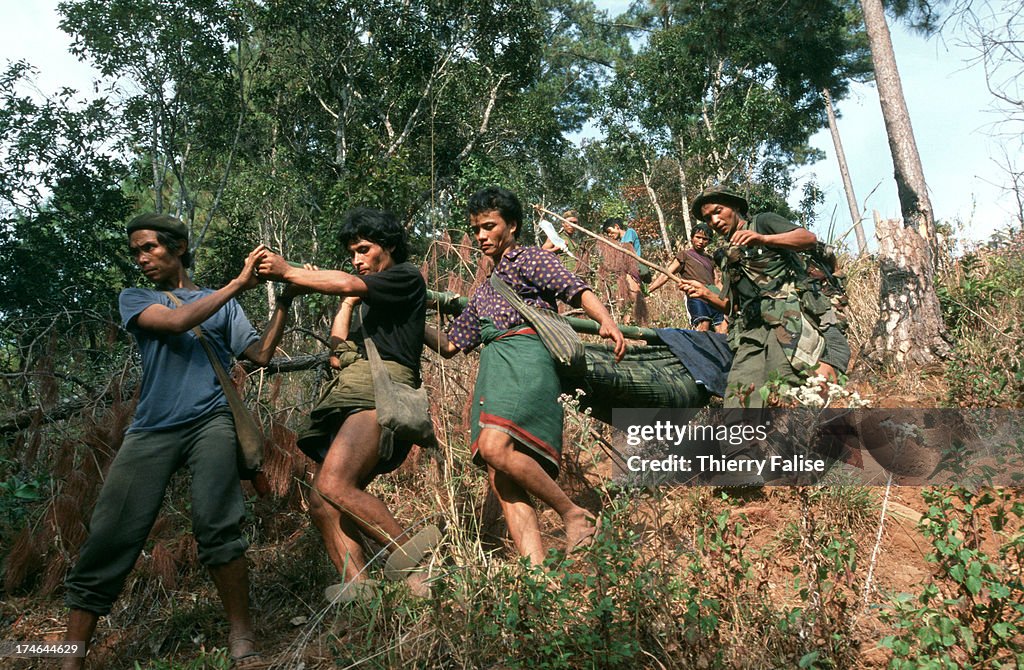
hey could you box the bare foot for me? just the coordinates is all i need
[563,508,597,553]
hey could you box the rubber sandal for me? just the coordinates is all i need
[383,524,442,581]
[231,651,269,669]
[324,578,380,604]
[228,635,269,669]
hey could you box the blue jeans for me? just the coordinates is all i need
[687,297,726,327]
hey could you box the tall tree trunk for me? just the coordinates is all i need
[865,214,951,366]
[823,87,867,255]
[860,0,936,243]
[675,133,693,241]
[860,0,949,367]
[641,156,672,255]
[149,84,164,215]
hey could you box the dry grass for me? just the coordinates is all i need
[6,234,1024,668]
[842,253,880,361]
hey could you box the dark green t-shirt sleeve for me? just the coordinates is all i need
[753,212,800,235]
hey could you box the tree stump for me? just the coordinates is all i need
[864,215,951,367]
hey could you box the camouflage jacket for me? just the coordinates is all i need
[719,213,847,371]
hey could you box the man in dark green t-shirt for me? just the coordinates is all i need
[681,187,849,409]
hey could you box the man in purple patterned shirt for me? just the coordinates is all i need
[427,186,624,564]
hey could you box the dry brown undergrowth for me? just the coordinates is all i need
[4,236,1023,668]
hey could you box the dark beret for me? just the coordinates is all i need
[126,213,189,239]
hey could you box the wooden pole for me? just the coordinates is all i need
[426,289,662,342]
[277,254,666,342]
[533,204,679,280]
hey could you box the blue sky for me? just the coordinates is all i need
[2,0,1018,248]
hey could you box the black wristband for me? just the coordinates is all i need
[275,295,294,309]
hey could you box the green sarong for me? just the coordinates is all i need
[471,321,564,478]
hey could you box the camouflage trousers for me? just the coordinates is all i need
[724,324,797,409]
[724,322,850,410]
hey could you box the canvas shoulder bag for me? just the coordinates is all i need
[356,312,436,460]
[488,272,586,377]
[163,292,265,481]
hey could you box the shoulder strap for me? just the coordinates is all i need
[488,271,530,313]
[163,291,243,400]
[487,273,585,374]
[354,306,394,383]
[162,291,266,479]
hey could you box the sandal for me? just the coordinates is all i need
[228,635,269,669]
[231,651,269,670]
[383,525,442,581]
[324,578,380,604]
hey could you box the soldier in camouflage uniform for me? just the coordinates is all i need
[681,187,850,409]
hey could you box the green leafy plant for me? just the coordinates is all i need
[880,487,1024,668]
[0,457,48,530]
[444,495,688,669]
[939,229,1024,407]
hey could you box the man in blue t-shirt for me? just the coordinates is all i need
[602,218,641,256]
[62,213,300,669]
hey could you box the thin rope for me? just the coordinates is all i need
[862,471,894,608]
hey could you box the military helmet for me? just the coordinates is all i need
[690,187,749,222]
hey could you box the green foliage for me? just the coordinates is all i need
[609,0,870,196]
[939,228,1024,406]
[48,0,617,274]
[442,497,683,668]
[0,62,135,320]
[133,648,229,670]
[410,488,869,669]
[61,0,246,226]
[0,457,49,537]
[0,61,137,414]
[879,487,1024,669]
[0,0,629,423]
[885,0,950,34]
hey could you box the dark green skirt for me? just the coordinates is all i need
[471,322,564,478]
